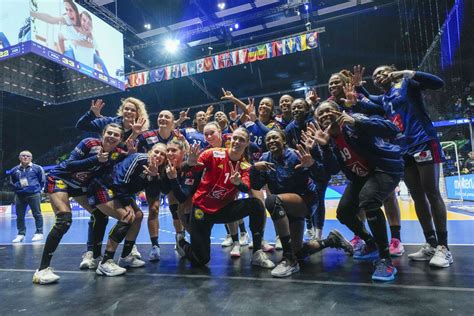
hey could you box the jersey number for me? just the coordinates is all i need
[223,172,230,184]
[340,148,352,161]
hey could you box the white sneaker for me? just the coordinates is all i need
[131,244,142,259]
[239,232,250,246]
[429,245,453,268]
[230,242,241,258]
[315,228,323,241]
[96,259,127,276]
[33,267,60,284]
[275,236,283,250]
[251,249,275,268]
[148,245,161,262]
[305,229,316,240]
[175,233,186,258]
[221,234,233,247]
[248,240,275,252]
[408,243,436,261]
[271,260,300,278]
[12,235,25,243]
[32,234,44,242]
[118,254,146,268]
[79,251,95,269]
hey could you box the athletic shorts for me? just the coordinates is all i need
[45,176,86,197]
[404,139,445,167]
[87,178,133,207]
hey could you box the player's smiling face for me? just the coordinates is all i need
[166,143,184,165]
[279,95,293,114]
[265,131,284,155]
[102,126,122,148]
[158,111,174,129]
[122,103,138,123]
[204,124,222,148]
[230,129,249,154]
[328,75,345,98]
[291,99,308,122]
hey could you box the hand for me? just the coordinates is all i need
[335,110,356,128]
[301,129,317,149]
[144,156,159,176]
[187,143,203,167]
[166,159,178,179]
[91,99,105,117]
[121,205,135,224]
[306,121,331,146]
[352,65,366,86]
[206,104,215,119]
[383,70,415,84]
[295,144,315,169]
[131,117,147,136]
[97,147,109,162]
[126,138,137,154]
[229,104,238,121]
[229,122,239,132]
[229,161,242,185]
[253,161,276,171]
[175,108,191,126]
[341,82,358,106]
[246,98,255,116]
[306,88,321,104]
[221,88,235,101]
[173,128,185,141]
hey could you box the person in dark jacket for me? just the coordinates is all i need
[9,151,45,243]
[309,100,403,282]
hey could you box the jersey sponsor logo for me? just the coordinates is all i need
[213,150,226,158]
[207,184,228,200]
[184,178,195,185]
[244,121,255,128]
[414,150,433,163]
[240,162,250,170]
[56,179,66,189]
[146,136,159,145]
[90,146,102,154]
[194,208,205,220]
[72,171,92,183]
[217,164,224,169]
[348,161,369,177]
[391,114,404,132]
[111,152,120,160]
[74,147,85,156]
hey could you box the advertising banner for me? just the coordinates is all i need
[445,174,474,201]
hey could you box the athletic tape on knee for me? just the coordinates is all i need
[265,195,287,220]
[109,221,131,243]
[51,212,72,238]
[169,204,179,220]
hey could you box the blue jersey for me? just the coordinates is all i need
[357,72,444,153]
[180,127,207,149]
[250,148,318,195]
[168,169,203,203]
[284,114,314,149]
[49,138,124,189]
[136,130,177,152]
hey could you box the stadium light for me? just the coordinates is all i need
[144,23,151,30]
[165,39,180,53]
[218,1,226,10]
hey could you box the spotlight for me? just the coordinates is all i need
[144,23,151,30]
[304,4,309,11]
[218,1,226,10]
[165,39,180,53]
[229,27,233,31]
[234,23,239,29]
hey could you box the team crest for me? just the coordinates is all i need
[194,208,204,220]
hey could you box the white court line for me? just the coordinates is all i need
[1,268,474,292]
[2,243,474,246]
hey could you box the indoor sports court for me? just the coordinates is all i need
[1,0,473,315]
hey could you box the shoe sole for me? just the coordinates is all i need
[330,230,354,255]
[271,266,300,278]
[429,259,454,268]
[148,257,161,262]
[230,253,241,258]
[96,268,126,276]
[407,255,433,262]
[32,275,59,284]
[390,250,406,257]
[372,268,398,282]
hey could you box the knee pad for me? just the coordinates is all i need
[169,204,179,220]
[265,195,286,221]
[51,212,72,238]
[109,221,131,243]
[92,209,108,226]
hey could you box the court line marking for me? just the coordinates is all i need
[2,243,474,246]
[1,268,474,292]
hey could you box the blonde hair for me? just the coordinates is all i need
[117,97,150,130]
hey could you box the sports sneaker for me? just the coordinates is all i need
[429,245,453,268]
[353,243,379,261]
[175,233,186,258]
[12,235,25,243]
[408,243,436,261]
[96,259,127,276]
[32,233,44,242]
[131,244,142,259]
[271,259,300,278]
[148,245,161,262]
[328,229,354,255]
[221,234,233,247]
[389,238,405,257]
[32,267,60,284]
[79,251,95,269]
[350,235,365,253]
[119,254,146,268]
[230,242,241,258]
[239,232,250,246]
[372,258,397,282]
[305,228,316,240]
[315,228,323,241]
[251,249,275,268]
[275,236,283,250]
[249,240,275,252]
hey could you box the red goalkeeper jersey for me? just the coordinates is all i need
[192,148,251,214]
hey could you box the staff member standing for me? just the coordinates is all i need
[9,151,45,243]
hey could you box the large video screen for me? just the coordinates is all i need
[0,0,125,90]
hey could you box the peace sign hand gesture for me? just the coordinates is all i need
[175,108,191,126]
[97,147,109,162]
[91,99,105,117]
[166,159,178,179]
[228,161,242,185]
[126,138,137,154]
[144,156,159,177]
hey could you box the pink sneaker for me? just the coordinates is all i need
[350,235,365,253]
[389,238,405,257]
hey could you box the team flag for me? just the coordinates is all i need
[196,58,205,73]
[247,46,258,62]
[256,45,267,61]
[204,56,214,72]
[180,63,189,77]
[307,31,318,48]
[188,60,197,75]
[238,48,248,64]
